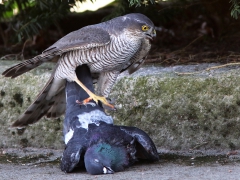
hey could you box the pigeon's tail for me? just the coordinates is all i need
[63,65,113,138]
[66,65,95,105]
[2,53,57,78]
[12,74,66,127]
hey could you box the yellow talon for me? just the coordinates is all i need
[88,93,115,109]
[74,77,115,109]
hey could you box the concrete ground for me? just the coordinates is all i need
[1,62,240,179]
[0,148,239,180]
[0,159,239,180]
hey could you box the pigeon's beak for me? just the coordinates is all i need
[103,166,114,174]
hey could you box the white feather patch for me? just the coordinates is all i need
[77,109,113,129]
[64,110,113,144]
[64,128,74,144]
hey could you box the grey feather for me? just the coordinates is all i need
[3,13,156,127]
[12,67,66,127]
[43,27,110,54]
[2,28,111,78]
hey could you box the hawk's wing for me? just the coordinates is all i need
[2,26,110,78]
[44,26,110,53]
[127,58,145,75]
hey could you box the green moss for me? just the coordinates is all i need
[1,61,240,152]
[228,142,236,150]
[0,61,64,149]
[1,90,5,96]
[20,138,28,148]
[9,101,16,107]
[13,93,23,106]
[17,128,26,135]
[110,68,240,151]
[27,97,31,102]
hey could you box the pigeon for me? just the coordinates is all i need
[60,65,159,175]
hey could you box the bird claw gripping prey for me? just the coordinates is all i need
[75,100,96,107]
[89,95,115,110]
[2,13,156,127]
[73,77,115,110]
[76,96,115,110]
[75,96,115,110]
[61,65,159,175]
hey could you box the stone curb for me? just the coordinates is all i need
[1,61,240,155]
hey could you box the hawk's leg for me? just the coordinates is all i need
[74,77,115,109]
[96,71,120,109]
[97,71,120,98]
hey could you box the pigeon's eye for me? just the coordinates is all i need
[94,159,99,163]
[142,25,149,31]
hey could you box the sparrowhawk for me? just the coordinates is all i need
[2,13,156,127]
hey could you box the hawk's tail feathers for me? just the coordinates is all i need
[2,53,56,78]
[11,76,66,127]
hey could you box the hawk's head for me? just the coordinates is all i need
[107,13,156,40]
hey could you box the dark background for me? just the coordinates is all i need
[1,0,240,66]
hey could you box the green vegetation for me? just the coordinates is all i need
[230,0,240,19]
[110,66,240,150]
[0,0,85,45]
[1,0,239,46]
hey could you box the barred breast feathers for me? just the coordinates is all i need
[121,38,151,74]
[87,34,143,72]
[54,32,143,81]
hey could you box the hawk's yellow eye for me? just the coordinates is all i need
[142,25,149,31]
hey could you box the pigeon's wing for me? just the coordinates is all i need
[120,126,159,161]
[61,128,87,173]
[2,26,110,78]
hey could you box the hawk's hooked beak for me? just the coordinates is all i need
[152,29,156,37]
[146,29,156,40]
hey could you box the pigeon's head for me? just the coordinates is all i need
[84,142,129,175]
